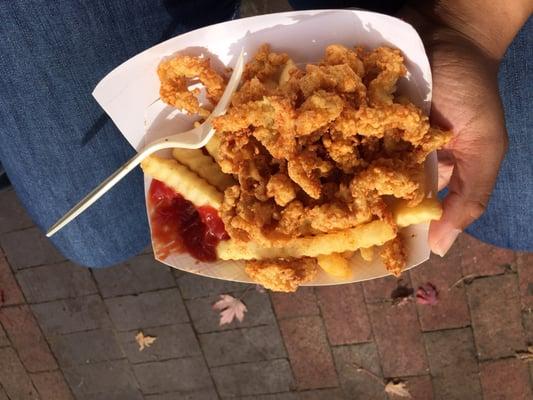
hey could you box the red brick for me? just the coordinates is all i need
[0,251,25,306]
[0,323,8,347]
[404,375,433,400]
[460,234,516,277]
[270,287,318,319]
[279,316,338,390]
[0,347,39,399]
[480,358,532,400]
[363,273,412,303]
[424,328,482,400]
[315,284,372,345]
[517,252,533,310]
[0,305,57,372]
[367,301,428,377]
[410,252,470,331]
[467,274,527,359]
[31,370,74,400]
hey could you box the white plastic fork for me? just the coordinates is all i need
[46,50,244,237]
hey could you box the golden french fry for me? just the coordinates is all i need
[317,253,352,278]
[171,148,234,191]
[393,197,442,228]
[359,246,374,262]
[217,219,396,260]
[279,59,297,85]
[141,155,223,209]
[204,133,222,161]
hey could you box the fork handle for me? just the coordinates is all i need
[46,146,157,237]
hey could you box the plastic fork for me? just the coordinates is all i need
[46,50,244,237]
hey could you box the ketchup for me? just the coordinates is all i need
[148,180,228,261]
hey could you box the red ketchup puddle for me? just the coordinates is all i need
[148,179,228,262]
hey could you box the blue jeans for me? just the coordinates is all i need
[0,1,530,268]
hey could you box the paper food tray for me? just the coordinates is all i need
[93,9,436,285]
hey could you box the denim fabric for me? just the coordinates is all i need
[0,2,530,268]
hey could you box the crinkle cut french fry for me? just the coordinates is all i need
[217,219,396,260]
[141,155,223,209]
[359,246,374,262]
[204,134,222,161]
[393,197,442,228]
[171,148,234,191]
[317,253,352,278]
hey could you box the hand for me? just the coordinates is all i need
[399,7,509,256]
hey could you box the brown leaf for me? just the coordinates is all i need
[515,346,533,362]
[385,381,411,398]
[212,294,247,326]
[135,331,157,351]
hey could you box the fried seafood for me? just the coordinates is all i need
[151,44,452,292]
[158,55,226,115]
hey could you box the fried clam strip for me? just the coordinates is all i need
[158,55,226,114]
[351,158,426,206]
[413,127,454,163]
[295,90,345,136]
[363,47,407,106]
[287,150,333,199]
[334,102,430,145]
[245,257,318,292]
[379,236,406,276]
[323,44,365,77]
[217,219,396,260]
[242,43,289,82]
[322,131,362,173]
[299,64,367,101]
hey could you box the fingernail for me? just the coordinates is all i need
[433,228,461,257]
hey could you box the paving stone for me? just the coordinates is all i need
[211,359,293,397]
[517,252,533,310]
[0,347,39,400]
[31,294,111,336]
[297,388,345,400]
[0,189,34,234]
[279,316,337,390]
[479,358,532,400]
[48,329,124,367]
[0,250,25,306]
[240,393,299,400]
[105,288,188,331]
[63,359,141,399]
[316,283,372,345]
[200,324,285,367]
[424,328,482,400]
[0,324,8,347]
[0,228,64,270]
[16,261,97,303]
[409,251,470,331]
[31,370,74,400]
[363,274,412,303]
[403,375,433,400]
[133,357,213,394]
[177,272,249,299]
[467,274,527,359]
[92,254,175,298]
[270,287,319,319]
[186,290,276,333]
[461,234,516,277]
[332,343,386,400]
[118,323,201,363]
[0,305,57,372]
[145,387,219,400]
[367,301,428,377]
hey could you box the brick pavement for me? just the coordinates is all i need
[1,185,532,400]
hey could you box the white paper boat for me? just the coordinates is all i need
[93,9,436,285]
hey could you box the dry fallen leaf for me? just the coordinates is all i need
[135,331,157,351]
[212,294,247,326]
[385,381,411,398]
[416,282,438,305]
[515,346,533,362]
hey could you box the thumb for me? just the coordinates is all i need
[428,137,507,256]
